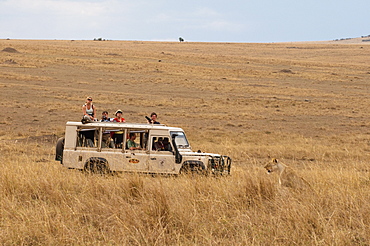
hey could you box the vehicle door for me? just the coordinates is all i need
[148,136,175,173]
[123,131,149,172]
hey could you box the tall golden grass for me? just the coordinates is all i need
[1,139,370,245]
[1,39,370,245]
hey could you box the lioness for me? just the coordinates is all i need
[264,158,313,191]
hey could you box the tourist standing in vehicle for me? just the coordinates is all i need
[147,112,160,124]
[100,111,113,122]
[82,97,96,122]
[113,109,126,123]
[100,111,114,148]
[112,109,125,148]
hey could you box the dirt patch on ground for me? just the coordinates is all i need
[1,47,19,53]
[279,69,294,73]
[1,134,59,145]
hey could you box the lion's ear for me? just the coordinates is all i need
[273,158,278,163]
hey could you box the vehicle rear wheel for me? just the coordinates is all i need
[84,158,110,174]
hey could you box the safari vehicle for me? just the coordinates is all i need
[55,121,231,175]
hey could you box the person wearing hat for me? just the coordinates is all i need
[113,109,126,123]
[112,109,125,148]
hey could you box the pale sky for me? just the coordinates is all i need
[0,0,369,42]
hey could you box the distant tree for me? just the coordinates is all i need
[179,37,184,42]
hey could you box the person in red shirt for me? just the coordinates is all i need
[112,109,126,147]
[113,109,125,122]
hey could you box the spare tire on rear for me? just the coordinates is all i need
[55,137,65,163]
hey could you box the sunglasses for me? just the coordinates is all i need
[87,98,92,101]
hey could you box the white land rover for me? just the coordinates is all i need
[55,121,231,175]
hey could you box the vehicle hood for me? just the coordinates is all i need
[179,150,221,157]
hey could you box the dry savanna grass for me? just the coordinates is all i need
[1,39,370,245]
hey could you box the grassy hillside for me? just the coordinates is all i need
[1,39,370,245]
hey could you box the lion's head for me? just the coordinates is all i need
[264,158,280,173]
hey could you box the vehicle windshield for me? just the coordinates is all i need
[171,131,190,149]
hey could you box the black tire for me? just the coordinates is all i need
[180,161,205,175]
[84,157,110,174]
[55,137,65,163]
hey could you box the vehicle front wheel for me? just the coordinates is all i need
[180,161,206,175]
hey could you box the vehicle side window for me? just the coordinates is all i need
[111,128,125,148]
[125,130,149,150]
[163,137,172,151]
[77,128,98,148]
[101,127,115,149]
[151,136,172,151]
